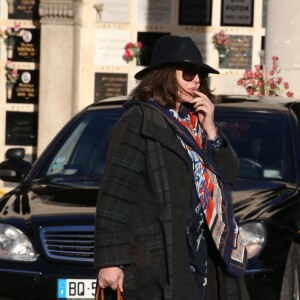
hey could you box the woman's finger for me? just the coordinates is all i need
[99,280,107,288]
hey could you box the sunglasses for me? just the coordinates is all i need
[180,65,203,81]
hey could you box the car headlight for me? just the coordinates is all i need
[0,224,38,261]
[239,222,266,259]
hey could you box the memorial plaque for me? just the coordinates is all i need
[137,32,170,66]
[221,0,254,26]
[6,111,38,146]
[12,28,40,62]
[220,35,253,69]
[94,29,130,66]
[7,69,39,104]
[179,0,212,26]
[8,0,39,20]
[137,0,171,25]
[94,73,128,101]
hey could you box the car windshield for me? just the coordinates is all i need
[37,105,295,184]
[216,108,295,182]
[39,108,124,181]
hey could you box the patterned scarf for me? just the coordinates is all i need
[170,110,216,226]
[144,100,247,278]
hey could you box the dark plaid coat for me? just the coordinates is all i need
[94,102,245,300]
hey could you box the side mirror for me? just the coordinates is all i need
[0,148,32,183]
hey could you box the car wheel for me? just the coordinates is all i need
[280,242,300,300]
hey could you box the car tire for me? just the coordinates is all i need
[280,242,300,300]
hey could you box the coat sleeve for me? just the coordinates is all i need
[94,107,145,268]
[211,130,240,186]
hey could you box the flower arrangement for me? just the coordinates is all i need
[237,56,294,98]
[0,23,25,47]
[6,60,19,85]
[212,30,230,53]
[123,42,143,65]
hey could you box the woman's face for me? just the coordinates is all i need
[176,65,201,108]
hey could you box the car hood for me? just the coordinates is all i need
[0,178,298,222]
[232,179,298,222]
[0,180,99,219]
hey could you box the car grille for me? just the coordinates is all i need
[40,225,94,263]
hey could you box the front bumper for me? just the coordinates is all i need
[0,259,97,300]
[245,267,282,300]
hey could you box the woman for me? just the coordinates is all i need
[94,35,248,300]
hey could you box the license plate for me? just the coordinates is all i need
[57,279,97,299]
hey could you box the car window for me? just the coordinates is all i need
[41,108,124,178]
[216,109,295,182]
[37,105,295,184]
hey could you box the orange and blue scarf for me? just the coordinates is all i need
[145,100,247,279]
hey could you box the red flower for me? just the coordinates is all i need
[123,41,143,64]
[125,42,133,50]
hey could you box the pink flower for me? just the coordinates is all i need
[256,71,263,78]
[246,70,253,77]
[237,79,244,86]
[6,60,13,69]
[14,23,21,31]
[212,30,230,51]
[257,81,264,88]
[237,55,293,97]
[247,88,254,96]
[12,69,18,77]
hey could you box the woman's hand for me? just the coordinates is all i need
[98,267,124,292]
[190,91,217,140]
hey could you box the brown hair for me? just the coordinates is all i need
[129,65,217,109]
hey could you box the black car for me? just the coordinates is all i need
[1,96,300,300]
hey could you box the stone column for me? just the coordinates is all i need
[37,0,75,155]
[264,0,300,98]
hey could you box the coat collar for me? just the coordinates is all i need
[124,100,191,165]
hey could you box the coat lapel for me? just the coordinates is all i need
[139,102,192,166]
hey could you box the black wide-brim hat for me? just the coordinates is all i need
[134,35,219,80]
